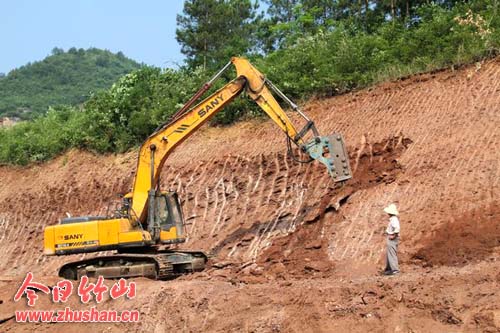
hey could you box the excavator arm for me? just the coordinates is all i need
[131,77,246,226]
[131,57,352,234]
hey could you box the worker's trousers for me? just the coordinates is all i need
[385,236,399,272]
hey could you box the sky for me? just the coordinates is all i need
[0,0,187,73]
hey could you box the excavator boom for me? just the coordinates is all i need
[131,77,246,226]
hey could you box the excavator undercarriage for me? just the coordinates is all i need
[59,250,207,280]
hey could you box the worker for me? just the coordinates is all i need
[383,203,400,275]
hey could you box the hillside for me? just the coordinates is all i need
[0,58,498,332]
[0,48,141,118]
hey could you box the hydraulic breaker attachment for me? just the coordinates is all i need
[302,134,352,183]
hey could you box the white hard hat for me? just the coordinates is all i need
[383,204,399,216]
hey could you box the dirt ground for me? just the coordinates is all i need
[0,58,499,332]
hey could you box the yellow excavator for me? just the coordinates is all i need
[43,57,352,280]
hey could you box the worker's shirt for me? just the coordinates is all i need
[386,216,400,235]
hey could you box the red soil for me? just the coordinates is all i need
[0,58,499,332]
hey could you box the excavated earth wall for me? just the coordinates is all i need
[0,58,499,332]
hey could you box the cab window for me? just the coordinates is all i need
[155,196,169,226]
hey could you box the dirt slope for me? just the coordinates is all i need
[0,58,499,332]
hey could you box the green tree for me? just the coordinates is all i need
[176,0,260,70]
[51,47,64,55]
[258,0,301,51]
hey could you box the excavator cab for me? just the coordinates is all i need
[155,192,187,244]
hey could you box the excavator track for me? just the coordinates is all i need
[58,250,207,280]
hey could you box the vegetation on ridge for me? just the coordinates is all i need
[0,0,498,165]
